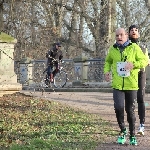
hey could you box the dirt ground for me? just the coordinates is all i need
[20,90,150,150]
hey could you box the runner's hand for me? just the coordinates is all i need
[124,62,134,70]
[105,72,111,82]
[148,59,150,66]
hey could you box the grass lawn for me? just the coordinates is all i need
[0,92,117,150]
[0,32,15,43]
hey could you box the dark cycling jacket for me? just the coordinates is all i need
[46,47,63,66]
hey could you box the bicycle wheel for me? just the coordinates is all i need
[53,70,67,88]
[41,72,51,88]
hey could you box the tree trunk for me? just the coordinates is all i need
[98,0,116,58]
[124,0,131,28]
[0,2,3,32]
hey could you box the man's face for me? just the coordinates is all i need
[129,28,139,39]
[56,45,61,50]
[116,28,128,45]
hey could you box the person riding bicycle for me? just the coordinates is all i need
[46,42,63,82]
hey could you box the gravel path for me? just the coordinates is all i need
[20,90,150,150]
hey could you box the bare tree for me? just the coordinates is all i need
[1,0,150,61]
[116,0,150,43]
[0,0,4,33]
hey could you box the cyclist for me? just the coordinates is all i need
[46,42,63,82]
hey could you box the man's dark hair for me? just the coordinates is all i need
[52,42,61,47]
[129,25,139,33]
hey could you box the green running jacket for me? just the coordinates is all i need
[104,43,148,90]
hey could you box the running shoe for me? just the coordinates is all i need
[137,124,144,135]
[117,128,127,144]
[130,136,137,145]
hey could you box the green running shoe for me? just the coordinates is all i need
[117,135,126,144]
[117,128,127,144]
[130,136,137,145]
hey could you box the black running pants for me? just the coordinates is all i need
[113,89,137,136]
[137,71,146,124]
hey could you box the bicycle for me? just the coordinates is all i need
[42,61,67,88]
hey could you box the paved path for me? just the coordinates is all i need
[20,90,150,150]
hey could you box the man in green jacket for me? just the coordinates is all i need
[104,28,148,145]
[129,25,150,136]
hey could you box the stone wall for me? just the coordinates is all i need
[0,41,22,97]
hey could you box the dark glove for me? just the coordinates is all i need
[46,53,49,58]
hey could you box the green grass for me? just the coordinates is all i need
[0,32,15,43]
[0,92,117,150]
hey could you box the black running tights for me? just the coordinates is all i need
[113,89,137,136]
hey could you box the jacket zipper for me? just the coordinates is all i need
[122,77,124,90]
[120,50,124,90]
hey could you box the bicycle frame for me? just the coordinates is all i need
[42,61,67,88]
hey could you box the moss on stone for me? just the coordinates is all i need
[0,32,16,43]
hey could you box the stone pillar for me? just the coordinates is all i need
[146,65,150,92]
[19,58,34,85]
[145,52,150,92]
[0,36,22,97]
[72,55,89,86]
